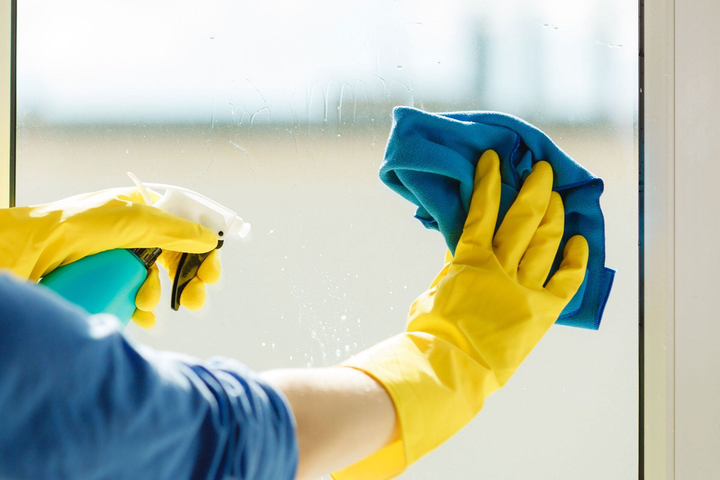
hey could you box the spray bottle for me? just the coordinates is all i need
[39,173,250,328]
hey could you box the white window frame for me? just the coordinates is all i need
[0,0,13,208]
[642,0,674,476]
[4,1,719,478]
[644,0,720,479]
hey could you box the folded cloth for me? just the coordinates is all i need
[380,107,615,329]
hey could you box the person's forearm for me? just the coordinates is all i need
[0,275,298,480]
[261,367,398,480]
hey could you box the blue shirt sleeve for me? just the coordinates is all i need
[0,274,298,480]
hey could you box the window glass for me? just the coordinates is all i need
[16,1,638,478]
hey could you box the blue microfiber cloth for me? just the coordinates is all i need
[381,107,615,330]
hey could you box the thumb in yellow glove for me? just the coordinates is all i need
[0,187,222,328]
[333,150,589,479]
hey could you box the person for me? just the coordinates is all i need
[0,150,588,480]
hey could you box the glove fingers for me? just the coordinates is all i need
[160,250,219,282]
[180,277,207,311]
[456,150,501,255]
[545,235,589,301]
[114,203,218,254]
[135,264,161,311]
[131,308,157,329]
[158,250,182,277]
[197,249,221,285]
[517,192,565,288]
[493,161,554,275]
[160,249,218,310]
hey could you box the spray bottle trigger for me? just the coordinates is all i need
[171,240,224,311]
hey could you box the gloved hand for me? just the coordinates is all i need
[333,150,589,479]
[0,187,221,328]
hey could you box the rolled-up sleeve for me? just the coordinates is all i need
[0,274,298,480]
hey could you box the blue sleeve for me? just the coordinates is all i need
[0,274,298,480]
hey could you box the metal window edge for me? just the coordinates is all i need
[641,0,675,478]
[0,0,14,209]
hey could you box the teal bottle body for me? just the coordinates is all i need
[39,249,155,327]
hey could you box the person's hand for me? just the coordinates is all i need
[131,248,222,328]
[408,150,589,384]
[333,150,589,479]
[0,187,221,328]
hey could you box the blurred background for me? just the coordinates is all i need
[15,0,638,478]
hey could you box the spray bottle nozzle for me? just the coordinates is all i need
[127,173,250,311]
[128,172,251,240]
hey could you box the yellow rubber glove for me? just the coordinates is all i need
[0,187,221,328]
[131,249,222,328]
[333,150,589,480]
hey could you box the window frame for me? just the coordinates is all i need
[0,0,15,208]
[641,0,674,477]
[6,1,709,478]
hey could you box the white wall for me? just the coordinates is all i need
[674,0,720,477]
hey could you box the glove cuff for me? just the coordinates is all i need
[330,332,501,480]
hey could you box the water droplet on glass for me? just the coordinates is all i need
[341,315,347,320]
[262,342,266,347]
[397,65,403,69]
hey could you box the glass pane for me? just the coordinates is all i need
[16,0,638,478]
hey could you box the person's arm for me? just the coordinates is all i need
[267,152,589,480]
[261,368,397,480]
[0,274,298,480]
[1,186,397,479]
[0,150,587,480]
[0,187,221,328]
